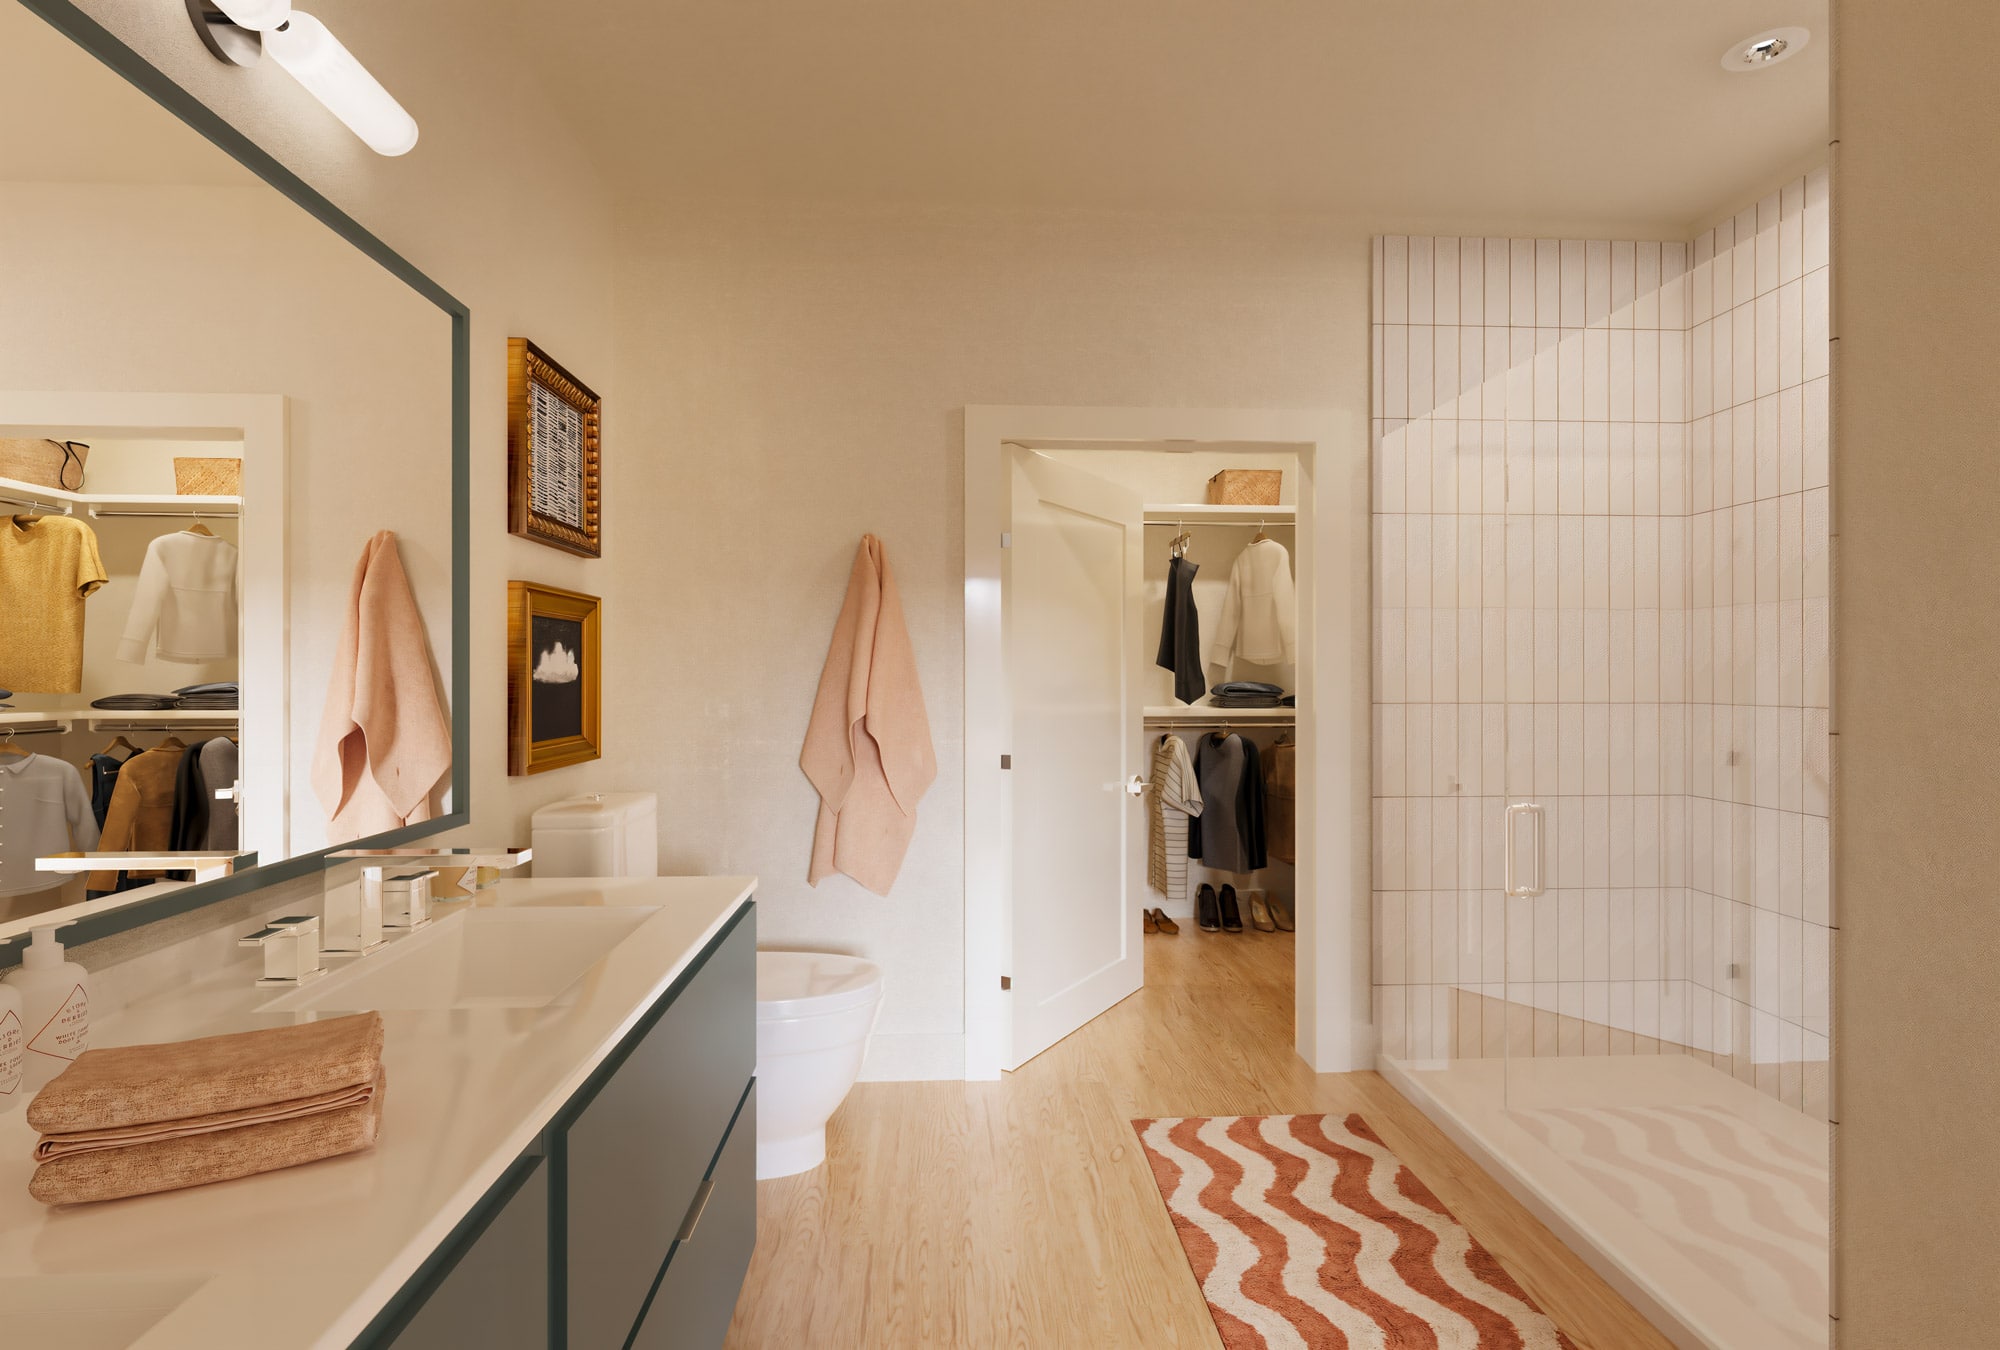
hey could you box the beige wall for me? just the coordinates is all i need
[609,203,1371,1074]
[58,0,621,845]
[1831,2,2000,1342]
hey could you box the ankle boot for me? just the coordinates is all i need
[1218,885,1244,933]
[1196,885,1221,932]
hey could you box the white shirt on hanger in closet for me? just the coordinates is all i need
[1209,536,1296,668]
[116,530,239,664]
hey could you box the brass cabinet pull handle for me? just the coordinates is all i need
[676,1176,716,1244]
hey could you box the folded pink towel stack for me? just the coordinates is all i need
[27,1012,386,1205]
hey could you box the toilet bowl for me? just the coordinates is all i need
[755,950,883,1179]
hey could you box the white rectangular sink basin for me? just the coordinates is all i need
[1,1273,210,1350]
[265,906,658,1012]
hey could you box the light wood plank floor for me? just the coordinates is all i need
[725,928,1674,1350]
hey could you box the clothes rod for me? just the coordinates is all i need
[1142,520,1294,528]
[0,496,72,515]
[88,506,239,519]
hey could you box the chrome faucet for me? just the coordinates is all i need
[318,846,531,956]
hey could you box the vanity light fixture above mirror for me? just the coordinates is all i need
[185,0,418,157]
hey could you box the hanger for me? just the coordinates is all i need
[154,734,187,752]
[100,734,140,758]
[185,505,215,538]
[0,726,29,759]
[1252,518,1270,543]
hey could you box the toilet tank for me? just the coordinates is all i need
[530,792,659,878]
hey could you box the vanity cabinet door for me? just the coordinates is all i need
[378,1151,548,1350]
[562,916,754,1350]
[628,1082,757,1350]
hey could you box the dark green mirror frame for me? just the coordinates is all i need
[5,0,472,959]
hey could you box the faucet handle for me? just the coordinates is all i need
[241,915,325,988]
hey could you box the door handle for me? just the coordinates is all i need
[1504,802,1545,898]
[1125,775,1148,797]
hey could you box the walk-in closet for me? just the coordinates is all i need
[994,437,1312,1067]
[0,434,245,924]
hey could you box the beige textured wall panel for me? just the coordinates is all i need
[609,203,1370,1070]
[1833,2,2000,1341]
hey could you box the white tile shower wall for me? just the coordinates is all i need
[1372,177,1831,1120]
[1683,171,1832,1117]
[1372,233,1694,1070]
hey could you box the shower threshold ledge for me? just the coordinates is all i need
[1379,1053,1828,1350]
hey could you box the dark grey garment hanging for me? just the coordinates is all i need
[1237,737,1267,872]
[1194,732,1251,872]
[199,737,240,852]
[1155,554,1205,705]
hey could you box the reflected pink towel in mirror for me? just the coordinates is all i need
[311,530,452,842]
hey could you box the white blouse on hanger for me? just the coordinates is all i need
[1209,536,1296,668]
[116,530,239,664]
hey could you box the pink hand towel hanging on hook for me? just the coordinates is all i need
[800,534,936,895]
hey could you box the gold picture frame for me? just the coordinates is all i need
[507,337,602,557]
[508,581,601,775]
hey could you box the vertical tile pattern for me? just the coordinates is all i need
[1371,189,1831,1122]
[1682,175,1832,1118]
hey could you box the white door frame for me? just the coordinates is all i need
[964,404,1373,1079]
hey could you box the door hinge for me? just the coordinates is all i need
[1000,532,1012,549]
[1000,975,1012,991]
[1000,754,1011,769]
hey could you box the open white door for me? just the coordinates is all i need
[1004,450,1147,1069]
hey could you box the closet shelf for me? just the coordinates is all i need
[1142,502,1296,526]
[0,707,240,731]
[0,474,239,517]
[1144,703,1295,726]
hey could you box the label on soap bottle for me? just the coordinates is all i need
[27,983,88,1062]
[0,1007,21,1096]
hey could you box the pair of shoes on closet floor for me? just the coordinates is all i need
[1197,884,1245,934]
[1239,889,1296,932]
[1143,908,1180,935]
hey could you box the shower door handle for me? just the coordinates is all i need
[1504,802,1545,898]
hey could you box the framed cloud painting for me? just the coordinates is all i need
[507,581,601,774]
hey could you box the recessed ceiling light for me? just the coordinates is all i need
[1722,26,1811,73]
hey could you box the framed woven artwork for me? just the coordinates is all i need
[508,581,602,774]
[507,338,602,557]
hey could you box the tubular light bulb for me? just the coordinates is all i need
[265,12,418,157]
[211,0,291,31]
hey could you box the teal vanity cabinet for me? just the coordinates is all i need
[362,903,756,1350]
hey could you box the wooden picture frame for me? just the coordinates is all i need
[507,338,602,557]
[508,581,602,775]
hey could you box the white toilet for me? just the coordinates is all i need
[754,951,883,1179]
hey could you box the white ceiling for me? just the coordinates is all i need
[502,0,1829,233]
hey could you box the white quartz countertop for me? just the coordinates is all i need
[0,875,757,1350]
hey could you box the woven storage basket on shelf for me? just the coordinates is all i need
[1205,468,1281,506]
[174,457,242,496]
[0,438,89,491]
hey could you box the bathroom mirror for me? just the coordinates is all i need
[0,0,468,945]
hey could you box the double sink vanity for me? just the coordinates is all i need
[0,876,760,1350]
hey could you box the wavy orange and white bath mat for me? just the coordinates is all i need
[1132,1113,1579,1349]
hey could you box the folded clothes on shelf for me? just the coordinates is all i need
[174,682,239,697]
[173,696,239,710]
[1210,681,1284,698]
[1207,680,1287,709]
[88,693,178,711]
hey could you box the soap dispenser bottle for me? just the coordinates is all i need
[0,975,22,1107]
[3,926,90,1092]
